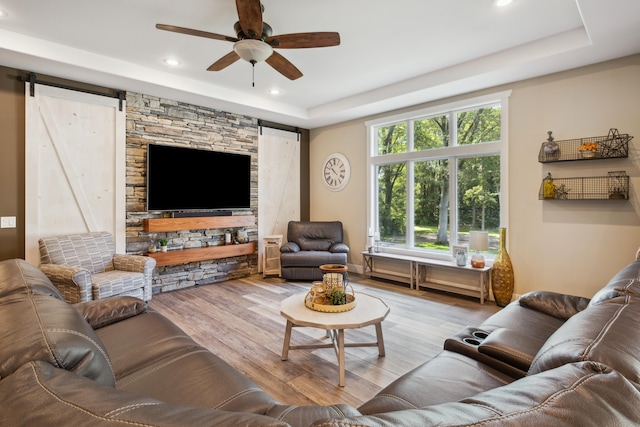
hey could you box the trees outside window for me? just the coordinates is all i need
[367,92,509,258]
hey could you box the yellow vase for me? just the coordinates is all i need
[491,228,514,307]
[543,173,555,199]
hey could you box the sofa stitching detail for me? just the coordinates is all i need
[351,370,606,427]
[115,349,269,410]
[328,405,348,418]
[109,335,195,362]
[532,303,627,370]
[28,294,64,370]
[17,261,116,384]
[530,337,587,369]
[311,423,363,427]
[47,327,116,383]
[215,387,271,410]
[482,345,531,366]
[273,405,298,420]
[582,303,626,360]
[116,349,211,388]
[28,362,155,426]
[105,403,162,417]
[443,353,511,385]
[370,394,419,409]
[459,371,601,426]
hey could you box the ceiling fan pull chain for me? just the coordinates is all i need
[251,59,256,87]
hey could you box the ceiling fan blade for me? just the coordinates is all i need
[235,0,263,39]
[265,52,303,80]
[207,51,241,71]
[265,32,341,49]
[156,24,238,42]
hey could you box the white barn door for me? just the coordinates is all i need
[258,127,300,272]
[25,84,125,264]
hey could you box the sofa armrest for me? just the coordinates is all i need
[478,328,545,372]
[280,242,300,253]
[329,242,350,253]
[518,291,590,320]
[113,254,155,273]
[74,296,147,329]
[38,263,92,303]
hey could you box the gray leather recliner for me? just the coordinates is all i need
[280,221,349,280]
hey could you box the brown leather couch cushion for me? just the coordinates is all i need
[518,290,590,320]
[0,361,290,426]
[358,350,515,415]
[96,309,280,414]
[589,259,640,306]
[75,296,147,329]
[0,259,115,386]
[313,362,640,427]
[529,302,640,383]
[477,328,545,372]
[0,257,63,300]
[479,299,566,343]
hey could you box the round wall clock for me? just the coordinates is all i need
[322,153,350,191]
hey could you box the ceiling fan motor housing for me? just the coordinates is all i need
[234,21,272,41]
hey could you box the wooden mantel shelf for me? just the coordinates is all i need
[144,215,255,232]
[149,242,256,267]
[143,215,257,266]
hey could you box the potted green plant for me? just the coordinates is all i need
[159,238,169,252]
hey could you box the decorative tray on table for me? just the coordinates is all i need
[304,280,356,313]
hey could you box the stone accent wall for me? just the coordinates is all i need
[125,92,259,294]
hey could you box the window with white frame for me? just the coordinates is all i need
[366,91,510,260]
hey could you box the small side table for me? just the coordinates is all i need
[262,235,283,278]
[280,292,389,386]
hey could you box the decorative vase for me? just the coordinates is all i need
[491,228,514,307]
[543,131,559,161]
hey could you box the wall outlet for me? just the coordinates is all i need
[0,216,16,228]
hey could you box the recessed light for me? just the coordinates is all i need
[163,58,180,66]
[0,9,8,17]
[494,0,514,6]
[268,88,280,95]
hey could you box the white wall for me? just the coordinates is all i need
[310,54,640,299]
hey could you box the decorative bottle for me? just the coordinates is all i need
[491,228,514,307]
[543,173,555,199]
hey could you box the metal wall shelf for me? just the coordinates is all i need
[539,172,629,200]
[538,129,632,163]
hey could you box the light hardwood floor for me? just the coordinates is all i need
[149,274,500,408]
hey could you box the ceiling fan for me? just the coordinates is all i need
[156,0,340,82]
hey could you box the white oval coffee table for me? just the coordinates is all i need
[280,292,390,387]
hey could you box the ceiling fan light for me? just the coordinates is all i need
[234,39,273,63]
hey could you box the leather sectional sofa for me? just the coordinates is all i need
[2,256,640,426]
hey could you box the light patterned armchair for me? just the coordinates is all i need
[38,231,155,303]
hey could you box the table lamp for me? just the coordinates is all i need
[469,231,489,268]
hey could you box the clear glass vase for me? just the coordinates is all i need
[491,228,514,307]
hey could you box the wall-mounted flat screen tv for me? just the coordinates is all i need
[147,143,251,212]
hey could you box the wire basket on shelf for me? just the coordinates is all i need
[538,172,629,200]
[538,129,632,163]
